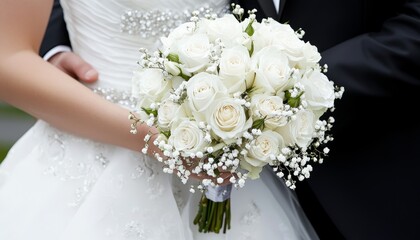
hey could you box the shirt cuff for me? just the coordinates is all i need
[43,45,72,61]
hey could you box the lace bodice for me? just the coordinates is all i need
[60,0,228,91]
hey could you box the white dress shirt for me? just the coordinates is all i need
[273,0,280,13]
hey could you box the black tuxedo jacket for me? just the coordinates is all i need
[41,1,420,239]
[233,0,420,239]
[40,0,70,57]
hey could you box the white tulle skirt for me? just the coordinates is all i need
[0,120,318,240]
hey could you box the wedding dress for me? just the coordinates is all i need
[0,0,319,239]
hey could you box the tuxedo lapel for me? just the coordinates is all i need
[256,0,278,18]
[278,0,287,18]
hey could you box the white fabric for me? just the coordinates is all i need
[42,45,72,61]
[273,0,280,13]
[0,0,318,239]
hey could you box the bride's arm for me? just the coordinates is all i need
[0,0,157,154]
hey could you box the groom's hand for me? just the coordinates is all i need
[49,51,98,83]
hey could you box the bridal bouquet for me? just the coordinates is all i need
[129,4,344,234]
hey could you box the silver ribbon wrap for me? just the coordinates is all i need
[204,183,233,202]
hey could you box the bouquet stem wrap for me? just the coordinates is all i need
[193,183,233,233]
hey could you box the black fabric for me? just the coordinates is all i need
[234,0,420,239]
[43,0,420,239]
[39,0,71,57]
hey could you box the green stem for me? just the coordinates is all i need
[224,199,231,233]
[214,201,224,233]
[198,195,208,232]
[205,200,216,232]
[193,195,204,225]
[193,192,232,234]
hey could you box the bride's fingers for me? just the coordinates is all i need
[218,172,234,186]
[177,157,237,186]
[188,171,234,186]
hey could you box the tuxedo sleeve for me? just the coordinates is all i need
[39,0,71,57]
[321,0,420,97]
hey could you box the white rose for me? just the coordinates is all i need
[170,76,185,92]
[132,68,170,106]
[253,19,309,67]
[300,71,335,113]
[251,46,293,94]
[198,14,243,46]
[164,60,181,76]
[239,32,253,51]
[276,110,316,149]
[252,18,296,52]
[300,42,321,69]
[207,98,252,142]
[157,100,186,130]
[219,45,252,94]
[186,72,228,121]
[160,22,195,53]
[241,130,285,179]
[168,119,208,157]
[250,94,288,129]
[239,18,257,50]
[176,33,211,73]
[277,32,306,64]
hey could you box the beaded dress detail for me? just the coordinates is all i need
[0,1,318,239]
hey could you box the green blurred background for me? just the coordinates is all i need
[0,102,36,164]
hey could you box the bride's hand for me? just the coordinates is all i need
[183,158,236,186]
[190,170,234,186]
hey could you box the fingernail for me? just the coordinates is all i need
[84,69,98,80]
